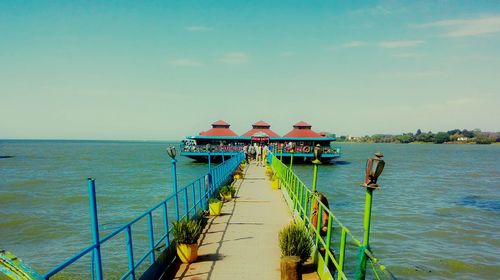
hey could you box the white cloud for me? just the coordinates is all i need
[169,59,202,67]
[220,52,249,64]
[379,40,424,48]
[185,26,213,32]
[414,15,500,37]
[341,41,366,48]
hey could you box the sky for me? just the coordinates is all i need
[1,0,499,140]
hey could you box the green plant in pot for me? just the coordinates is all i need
[279,221,312,280]
[208,197,222,216]
[172,219,202,263]
[271,174,280,190]
[219,185,236,200]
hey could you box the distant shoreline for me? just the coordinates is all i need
[336,141,498,145]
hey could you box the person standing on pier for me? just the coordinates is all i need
[249,144,256,163]
[262,144,269,166]
[243,143,249,163]
[255,143,261,165]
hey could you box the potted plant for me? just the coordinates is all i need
[172,219,202,263]
[233,168,244,179]
[219,185,236,200]
[208,197,222,216]
[240,159,247,168]
[271,175,280,190]
[278,221,312,280]
[265,165,273,175]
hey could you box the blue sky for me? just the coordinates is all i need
[1,1,499,140]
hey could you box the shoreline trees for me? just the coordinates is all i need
[338,129,499,144]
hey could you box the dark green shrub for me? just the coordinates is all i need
[220,185,236,197]
[279,221,312,262]
[172,219,202,244]
[208,197,221,204]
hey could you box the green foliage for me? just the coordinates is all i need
[241,159,247,164]
[434,132,449,144]
[172,219,202,244]
[336,128,499,144]
[208,197,221,204]
[220,185,236,196]
[475,134,495,144]
[278,221,312,262]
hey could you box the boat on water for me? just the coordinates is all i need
[180,120,341,163]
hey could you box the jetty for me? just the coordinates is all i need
[171,162,317,280]
[32,150,395,280]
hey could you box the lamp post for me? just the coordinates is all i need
[311,144,323,192]
[289,143,295,171]
[221,146,225,163]
[206,144,212,173]
[356,152,385,280]
[279,143,283,161]
[167,146,180,221]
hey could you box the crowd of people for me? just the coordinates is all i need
[242,143,269,166]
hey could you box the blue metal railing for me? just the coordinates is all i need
[43,153,244,279]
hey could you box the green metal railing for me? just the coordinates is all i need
[270,153,396,280]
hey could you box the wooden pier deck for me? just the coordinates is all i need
[171,162,318,280]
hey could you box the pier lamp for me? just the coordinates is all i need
[167,146,176,159]
[357,152,385,280]
[166,146,180,220]
[312,144,323,164]
[362,152,385,189]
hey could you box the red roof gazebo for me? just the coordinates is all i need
[283,121,323,138]
[199,120,238,136]
[242,120,280,138]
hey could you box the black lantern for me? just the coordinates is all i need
[362,152,385,189]
[312,144,323,164]
[166,146,176,159]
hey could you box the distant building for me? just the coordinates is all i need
[457,137,469,142]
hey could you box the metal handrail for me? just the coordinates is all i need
[270,153,395,280]
[43,153,244,279]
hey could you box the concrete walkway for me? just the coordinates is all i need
[172,162,300,279]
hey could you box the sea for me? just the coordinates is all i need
[1,140,499,279]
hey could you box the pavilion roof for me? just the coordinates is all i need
[284,121,322,138]
[242,120,280,137]
[199,120,238,136]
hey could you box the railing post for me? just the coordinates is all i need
[125,225,135,279]
[147,213,155,264]
[312,163,319,193]
[163,201,170,245]
[87,178,103,280]
[184,188,189,218]
[339,227,347,275]
[356,187,374,280]
[192,183,197,213]
[171,159,180,221]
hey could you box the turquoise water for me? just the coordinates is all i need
[1,141,499,279]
